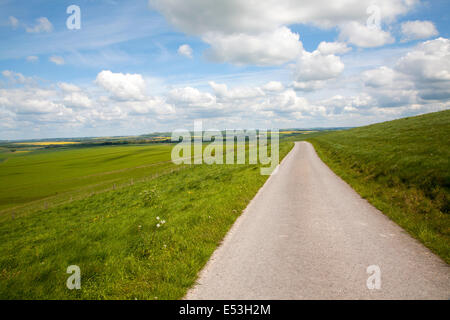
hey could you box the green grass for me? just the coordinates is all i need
[308,110,450,263]
[0,133,319,299]
[0,144,180,218]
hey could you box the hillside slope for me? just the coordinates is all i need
[308,110,450,262]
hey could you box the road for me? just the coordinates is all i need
[185,141,449,299]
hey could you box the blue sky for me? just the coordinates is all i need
[0,0,449,139]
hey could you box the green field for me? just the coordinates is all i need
[0,144,179,219]
[308,110,450,262]
[0,132,321,299]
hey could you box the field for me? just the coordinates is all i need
[12,142,81,146]
[0,144,178,219]
[0,132,322,299]
[308,110,450,262]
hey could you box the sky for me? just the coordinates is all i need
[0,0,449,140]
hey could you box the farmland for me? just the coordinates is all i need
[0,144,178,218]
[0,131,323,299]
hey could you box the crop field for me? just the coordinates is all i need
[0,132,322,299]
[0,144,178,218]
[308,110,450,262]
[12,142,81,146]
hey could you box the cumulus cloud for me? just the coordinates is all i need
[26,56,39,62]
[204,27,302,66]
[0,70,178,138]
[168,86,216,107]
[292,80,326,92]
[149,0,416,65]
[360,38,450,106]
[26,17,53,33]
[319,94,376,113]
[396,38,450,82]
[96,70,147,101]
[209,81,264,100]
[395,37,450,101]
[401,20,438,42]
[149,0,416,34]
[2,70,33,84]
[258,89,326,118]
[58,82,81,92]
[120,97,175,115]
[294,50,344,82]
[8,16,19,28]
[178,44,193,58]
[3,37,449,138]
[63,92,93,109]
[362,66,398,88]
[262,81,284,92]
[317,41,351,55]
[49,56,65,65]
[338,21,394,48]
[0,87,66,114]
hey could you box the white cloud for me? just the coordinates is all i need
[2,70,33,84]
[209,81,264,100]
[8,16,19,28]
[401,20,438,42]
[26,56,39,62]
[359,38,450,106]
[262,81,284,92]
[3,37,450,138]
[317,41,351,55]
[56,83,92,109]
[257,89,326,118]
[119,97,175,115]
[63,92,93,109]
[168,86,216,107]
[396,38,450,82]
[149,0,417,66]
[95,70,147,101]
[294,50,344,82]
[149,0,416,34]
[362,66,398,88]
[26,17,53,33]
[0,87,65,114]
[58,82,81,92]
[319,94,376,112]
[395,37,450,101]
[49,56,65,65]
[178,44,193,58]
[292,80,326,92]
[204,27,302,66]
[339,21,395,48]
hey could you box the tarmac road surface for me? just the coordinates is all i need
[186,141,449,299]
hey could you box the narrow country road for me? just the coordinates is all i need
[186,141,449,299]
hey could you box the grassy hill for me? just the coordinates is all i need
[308,110,450,262]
